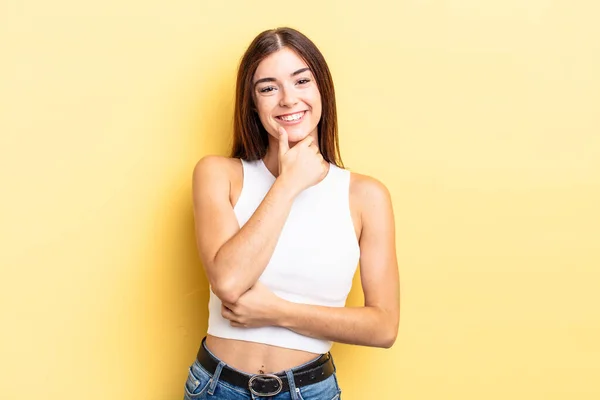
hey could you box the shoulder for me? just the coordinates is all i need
[349,171,396,243]
[349,171,393,212]
[193,155,241,175]
[193,156,241,180]
[192,156,242,193]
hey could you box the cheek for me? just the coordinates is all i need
[311,92,323,120]
[309,86,322,106]
[255,96,276,115]
[255,100,279,134]
[254,99,270,120]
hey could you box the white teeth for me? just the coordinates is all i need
[279,112,304,121]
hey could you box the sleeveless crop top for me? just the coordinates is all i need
[207,159,360,354]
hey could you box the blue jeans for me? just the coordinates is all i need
[183,346,342,400]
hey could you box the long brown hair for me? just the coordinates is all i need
[230,27,344,168]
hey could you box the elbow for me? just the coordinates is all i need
[379,329,398,349]
[379,331,398,349]
[211,278,244,305]
[206,256,245,304]
[377,318,399,349]
[379,335,397,349]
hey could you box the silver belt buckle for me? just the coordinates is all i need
[248,374,283,397]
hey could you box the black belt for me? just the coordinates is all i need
[196,338,335,397]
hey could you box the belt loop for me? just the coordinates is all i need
[207,361,225,395]
[285,369,301,400]
[329,352,337,373]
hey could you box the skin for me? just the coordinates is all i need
[192,47,399,374]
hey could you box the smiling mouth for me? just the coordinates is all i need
[275,111,306,122]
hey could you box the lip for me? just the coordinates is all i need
[275,110,307,125]
[276,110,307,118]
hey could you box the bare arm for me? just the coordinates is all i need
[278,305,396,348]
[193,128,327,304]
[192,155,296,304]
[223,174,400,348]
[279,176,399,347]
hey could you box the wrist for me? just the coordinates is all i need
[273,298,295,328]
[273,174,300,200]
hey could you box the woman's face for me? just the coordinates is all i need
[252,47,322,145]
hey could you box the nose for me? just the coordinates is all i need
[279,84,298,108]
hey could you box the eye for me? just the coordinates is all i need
[259,86,276,93]
[297,78,311,85]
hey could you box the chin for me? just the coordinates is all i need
[287,133,309,143]
[286,127,317,143]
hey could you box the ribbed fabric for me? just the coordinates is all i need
[207,159,360,354]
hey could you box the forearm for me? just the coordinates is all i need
[276,302,399,349]
[212,178,298,303]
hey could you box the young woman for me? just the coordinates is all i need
[185,27,399,400]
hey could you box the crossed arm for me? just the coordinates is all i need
[193,156,399,349]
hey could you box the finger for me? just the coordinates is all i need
[302,135,315,144]
[222,301,235,310]
[300,136,316,149]
[221,305,235,320]
[278,125,289,157]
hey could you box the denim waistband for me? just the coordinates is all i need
[196,337,338,399]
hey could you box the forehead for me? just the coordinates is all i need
[253,47,309,80]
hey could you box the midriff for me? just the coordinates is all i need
[205,334,321,374]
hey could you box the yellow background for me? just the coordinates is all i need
[1,1,599,399]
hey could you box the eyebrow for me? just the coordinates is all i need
[253,67,311,87]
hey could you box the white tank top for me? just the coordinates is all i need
[207,159,360,354]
